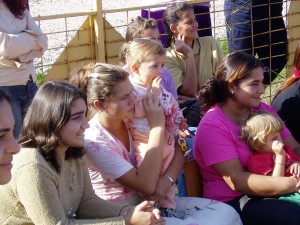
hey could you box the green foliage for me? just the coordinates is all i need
[262,67,291,103]
[35,70,48,86]
[219,39,229,56]
[217,38,290,104]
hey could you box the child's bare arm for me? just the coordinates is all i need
[272,140,285,177]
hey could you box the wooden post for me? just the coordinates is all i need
[93,0,106,62]
[287,0,300,69]
[184,159,203,197]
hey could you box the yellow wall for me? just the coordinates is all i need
[43,1,300,84]
[287,0,300,69]
[44,17,96,82]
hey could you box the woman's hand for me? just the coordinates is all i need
[150,175,174,204]
[174,34,193,56]
[124,201,165,225]
[143,89,165,129]
[173,34,198,97]
[288,163,300,178]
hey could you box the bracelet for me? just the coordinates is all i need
[164,174,175,186]
[275,162,284,165]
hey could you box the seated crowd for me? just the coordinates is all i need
[1,1,300,225]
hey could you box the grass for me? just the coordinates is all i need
[35,70,48,86]
[219,38,230,56]
[262,68,291,103]
[218,38,289,104]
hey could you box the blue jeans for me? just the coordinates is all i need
[177,127,197,197]
[224,0,287,84]
[0,76,38,139]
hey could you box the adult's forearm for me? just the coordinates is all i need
[0,32,36,58]
[181,53,198,97]
[134,127,165,195]
[163,142,184,182]
[233,172,298,196]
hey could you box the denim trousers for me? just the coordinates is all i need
[0,76,38,139]
[224,0,287,84]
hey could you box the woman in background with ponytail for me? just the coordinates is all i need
[272,43,300,143]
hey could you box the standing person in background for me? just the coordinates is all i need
[224,0,287,84]
[194,51,300,225]
[0,90,20,185]
[272,43,300,143]
[0,0,48,138]
[0,80,164,225]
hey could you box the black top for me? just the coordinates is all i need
[271,81,300,143]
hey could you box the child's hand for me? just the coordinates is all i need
[150,77,162,99]
[288,162,300,178]
[271,140,285,155]
[143,88,165,129]
[178,118,188,130]
[178,118,190,137]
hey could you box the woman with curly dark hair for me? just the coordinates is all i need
[0,0,48,139]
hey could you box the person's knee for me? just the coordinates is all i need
[285,203,300,224]
[216,201,241,221]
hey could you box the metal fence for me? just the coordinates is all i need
[33,0,300,101]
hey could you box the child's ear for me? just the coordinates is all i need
[93,100,105,111]
[131,64,139,74]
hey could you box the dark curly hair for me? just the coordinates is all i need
[3,0,28,19]
[163,2,194,47]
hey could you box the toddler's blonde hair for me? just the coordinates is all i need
[241,111,284,151]
[121,38,165,73]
